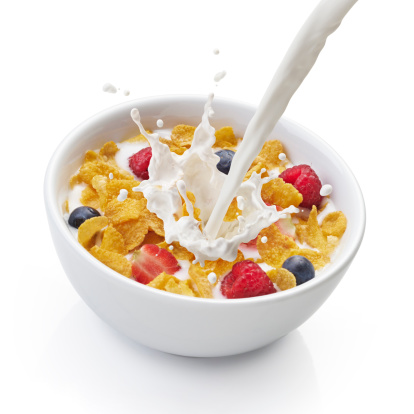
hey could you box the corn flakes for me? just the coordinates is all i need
[90,245,132,277]
[321,211,347,238]
[182,191,201,221]
[188,264,214,298]
[223,198,242,222]
[67,121,348,300]
[252,140,286,171]
[257,224,298,268]
[101,226,128,255]
[77,216,109,250]
[159,137,188,155]
[121,131,151,144]
[148,273,196,297]
[114,217,149,251]
[261,178,303,208]
[80,185,100,210]
[158,241,195,262]
[171,124,196,147]
[164,278,196,297]
[267,268,296,291]
[244,162,268,182]
[104,198,147,226]
[213,126,238,149]
[99,141,119,165]
[142,231,165,246]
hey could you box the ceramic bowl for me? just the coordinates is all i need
[44,95,365,357]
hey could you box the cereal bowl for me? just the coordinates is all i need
[44,95,365,357]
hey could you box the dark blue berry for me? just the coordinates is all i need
[282,255,315,285]
[215,149,235,175]
[68,206,101,229]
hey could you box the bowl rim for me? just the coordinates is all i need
[44,94,366,306]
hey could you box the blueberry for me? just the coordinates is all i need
[282,255,315,285]
[215,149,235,175]
[68,206,101,229]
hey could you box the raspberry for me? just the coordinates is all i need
[220,260,276,299]
[279,164,322,209]
[129,147,152,180]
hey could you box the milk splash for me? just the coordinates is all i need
[131,94,298,265]
[130,0,357,265]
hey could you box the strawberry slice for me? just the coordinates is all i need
[274,205,296,238]
[131,244,181,285]
[242,205,295,247]
[241,237,258,248]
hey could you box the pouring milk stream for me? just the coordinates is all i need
[132,0,358,266]
[205,0,358,239]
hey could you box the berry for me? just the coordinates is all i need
[215,149,235,175]
[271,205,296,238]
[282,255,315,285]
[131,244,181,285]
[242,237,258,247]
[68,206,101,229]
[276,217,296,238]
[220,260,276,299]
[129,147,152,180]
[279,164,322,209]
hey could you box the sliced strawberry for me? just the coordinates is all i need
[131,244,180,285]
[241,236,258,248]
[242,205,295,246]
[276,217,296,238]
[273,206,295,238]
[264,204,296,239]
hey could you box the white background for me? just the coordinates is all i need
[2,1,413,413]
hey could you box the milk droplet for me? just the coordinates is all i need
[123,89,130,96]
[278,153,286,161]
[109,173,114,179]
[214,70,226,83]
[102,83,117,93]
[261,236,268,243]
[156,119,164,128]
[208,272,217,284]
[213,48,220,55]
[131,108,140,123]
[117,189,128,202]
[320,184,332,197]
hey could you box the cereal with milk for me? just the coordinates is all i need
[67,0,357,299]
[66,105,347,299]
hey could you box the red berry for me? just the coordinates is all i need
[279,164,322,209]
[241,236,258,247]
[131,244,180,285]
[220,260,276,299]
[220,271,237,298]
[129,147,152,180]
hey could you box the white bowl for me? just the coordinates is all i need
[44,95,365,357]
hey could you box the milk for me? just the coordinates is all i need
[131,96,298,266]
[205,0,358,238]
[131,0,358,265]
